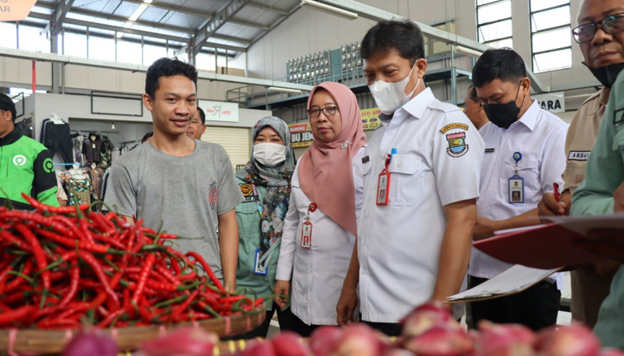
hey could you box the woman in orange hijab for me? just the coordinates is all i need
[274,82,367,336]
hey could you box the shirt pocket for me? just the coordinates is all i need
[387,153,424,206]
[503,153,541,198]
[235,202,261,278]
[612,128,624,153]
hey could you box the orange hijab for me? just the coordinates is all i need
[298,82,367,237]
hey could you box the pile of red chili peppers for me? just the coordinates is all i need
[0,193,264,330]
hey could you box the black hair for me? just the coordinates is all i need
[141,132,154,143]
[467,85,479,103]
[0,93,17,124]
[145,58,198,99]
[197,107,205,125]
[361,19,425,66]
[472,48,527,88]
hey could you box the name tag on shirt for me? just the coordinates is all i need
[253,248,268,275]
[568,151,591,161]
[485,148,495,153]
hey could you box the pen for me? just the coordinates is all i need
[553,183,560,202]
[390,148,397,162]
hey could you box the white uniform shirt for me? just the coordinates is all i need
[358,88,484,323]
[275,147,365,325]
[468,100,568,288]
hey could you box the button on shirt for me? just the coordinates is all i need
[469,100,568,288]
[358,88,484,323]
[275,147,365,325]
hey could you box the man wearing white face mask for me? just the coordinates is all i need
[336,19,485,336]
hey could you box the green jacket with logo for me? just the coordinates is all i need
[0,128,59,210]
[235,177,289,311]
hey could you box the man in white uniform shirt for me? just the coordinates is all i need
[336,19,484,336]
[469,48,568,331]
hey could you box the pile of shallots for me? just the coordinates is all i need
[127,301,624,356]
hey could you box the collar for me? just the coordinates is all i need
[599,87,611,108]
[0,127,22,147]
[515,99,540,132]
[379,88,435,127]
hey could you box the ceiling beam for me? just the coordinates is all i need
[50,0,76,36]
[192,0,255,56]
[0,47,313,91]
[247,2,289,15]
[249,3,301,48]
[318,0,548,93]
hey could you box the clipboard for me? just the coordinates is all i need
[473,222,607,270]
[446,265,562,303]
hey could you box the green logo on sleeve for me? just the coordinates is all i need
[43,158,54,173]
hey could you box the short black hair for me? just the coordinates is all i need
[141,132,153,143]
[0,93,16,123]
[145,58,198,99]
[467,85,479,103]
[361,19,425,66]
[197,107,205,125]
[472,48,527,88]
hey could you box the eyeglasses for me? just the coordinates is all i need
[307,106,338,118]
[572,12,624,43]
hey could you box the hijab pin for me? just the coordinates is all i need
[340,140,352,151]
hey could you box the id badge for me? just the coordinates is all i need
[301,221,312,249]
[376,169,390,205]
[253,248,268,275]
[508,175,525,204]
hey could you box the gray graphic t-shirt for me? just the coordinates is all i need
[105,140,244,280]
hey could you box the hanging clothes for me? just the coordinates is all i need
[82,133,103,165]
[98,135,115,169]
[41,117,73,164]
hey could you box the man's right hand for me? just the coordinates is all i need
[538,191,571,224]
[336,284,358,326]
[273,280,290,309]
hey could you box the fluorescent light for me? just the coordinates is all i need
[268,87,303,94]
[300,0,358,20]
[454,45,483,58]
[128,4,148,21]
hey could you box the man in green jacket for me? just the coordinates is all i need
[571,69,624,349]
[0,93,58,210]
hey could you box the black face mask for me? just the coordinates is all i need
[483,82,525,130]
[585,62,624,88]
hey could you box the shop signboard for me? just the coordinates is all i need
[198,100,239,123]
[0,0,37,21]
[533,92,565,113]
[289,122,314,148]
[361,107,381,130]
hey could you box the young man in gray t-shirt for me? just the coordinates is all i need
[105,58,243,290]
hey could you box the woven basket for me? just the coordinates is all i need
[0,312,266,355]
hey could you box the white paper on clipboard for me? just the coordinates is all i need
[446,265,561,303]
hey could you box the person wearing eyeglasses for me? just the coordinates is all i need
[273,82,367,336]
[538,0,624,329]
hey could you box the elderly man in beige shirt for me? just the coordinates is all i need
[538,0,624,328]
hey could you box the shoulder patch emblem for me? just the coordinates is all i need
[440,123,469,134]
[447,132,469,157]
[614,108,624,126]
[239,183,253,197]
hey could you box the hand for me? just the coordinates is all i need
[576,229,624,264]
[336,284,358,326]
[472,216,499,241]
[613,181,624,213]
[538,191,571,224]
[225,279,236,293]
[273,280,290,309]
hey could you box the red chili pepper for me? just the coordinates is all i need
[58,264,79,308]
[0,229,32,252]
[185,252,224,292]
[131,253,156,305]
[14,225,50,289]
[21,192,89,214]
[34,227,110,254]
[80,251,120,309]
[0,305,35,326]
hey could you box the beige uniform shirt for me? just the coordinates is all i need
[563,88,610,194]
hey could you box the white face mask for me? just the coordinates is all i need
[368,62,420,115]
[253,143,288,168]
